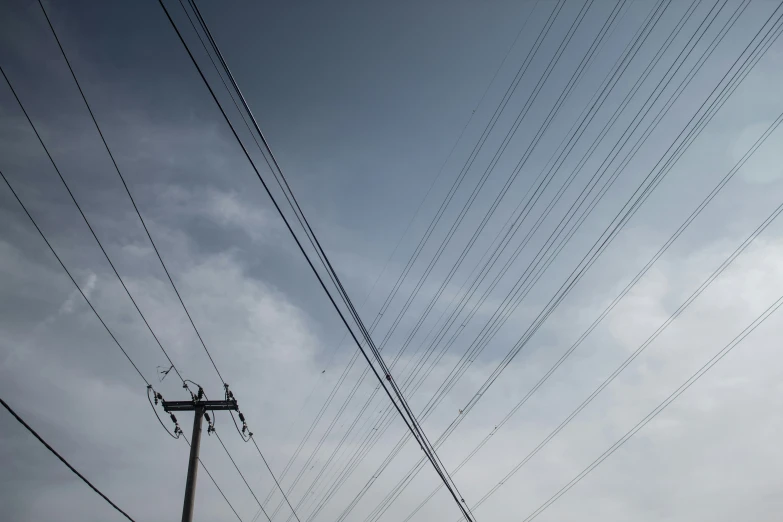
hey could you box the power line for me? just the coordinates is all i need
[0,168,245,521]
[0,396,136,521]
[180,1,482,515]
[2,54,257,522]
[352,2,780,518]
[306,0,690,517]
[157,2,477,520]
[35,0,227,389]
[0,167,149,385]
[33,10,306,521]
[213,430,272,522]
[172,5,401,519]
[463,104,783,521]
[0,64,185,386]
[182,433,245,522]
[172,4,419,521]
[251,0,542,509]
[254,0,603,514]
[306,1,650,518]
[250,436,303,522]
[283,2,636,517]
[402,95,782,522]
[520,291,783,521]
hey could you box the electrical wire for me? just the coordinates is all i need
[157,2,478,519]
[301,0,658,517]
[147,386,182,439]
[466,129,783,522]
[346,4,780,516]
[174,2,447,514]
[181,432,244,522]
[32,12,304,522]
[251,0,600,512]
[2,151,244,522]
[0,167,149,386]
[518,291,783,521]
[3,40,255,522]
[252,0,542,508]
[454,23,783,512]
[300,1,692,517]
[277,2,638,517]
[179,3,497,517]
[213,429,272,522]
[297,1,675,516]
[401,93,782,522]
[0,397,136,521]
[250,436,303,522]
[0,64,186,385]
[36,0,227,389]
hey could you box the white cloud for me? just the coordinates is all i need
[58,272,97,314]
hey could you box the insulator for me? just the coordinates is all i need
[204,412,211,423]
[238,412,245,423]
[197,388,204,400]
[170,414,178,424]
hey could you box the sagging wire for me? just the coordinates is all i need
[183,379,205,401]
[225,384,252,442]
[147,385,182,439]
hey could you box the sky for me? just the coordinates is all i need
[1,0,783,521]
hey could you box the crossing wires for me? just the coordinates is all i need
[158,0,477,519]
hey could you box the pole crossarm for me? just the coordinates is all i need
[162,400,239,412]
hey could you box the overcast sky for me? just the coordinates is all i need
[1,0,783,521]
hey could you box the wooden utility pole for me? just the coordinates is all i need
[163,398,238,522]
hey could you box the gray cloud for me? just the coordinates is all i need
[2,1,783,522]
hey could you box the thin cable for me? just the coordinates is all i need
[0,168,149,385]
[250,436,303,522]
[349,4,778,517]
[300,0,678,515]
[36,0,226,387]
[182,1,537,507]
[0,397,136,521]
[181,433,244,522]
[306,0,688,512]
[147,386,182,439]
[213,430,271,522]
[157,2,475,519]
[3,54,246,522]
[465,193,783,518]
[520,292,783,521]
[0,65,186,385]
[182,3,487,516]
[402,95,782,522]
[283,2,619,518]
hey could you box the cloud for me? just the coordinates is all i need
[58,271,97,314]
[2,2,783,522]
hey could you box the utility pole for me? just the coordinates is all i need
[163,397,238,522]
